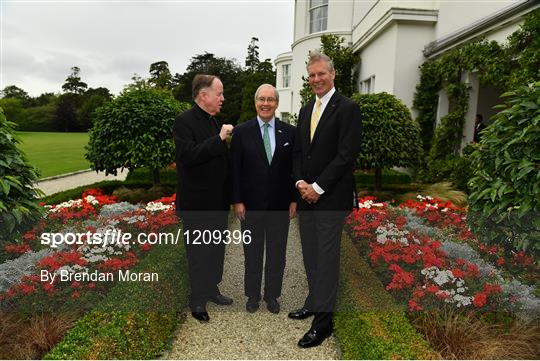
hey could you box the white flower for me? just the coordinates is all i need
[145,201,173,212]
[85,195,99,205]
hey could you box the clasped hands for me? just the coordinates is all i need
[296,180,320,204]
[234,202,297,221]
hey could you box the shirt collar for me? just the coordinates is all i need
[194,103,213,119]
[316,87,336,105]
[257,116,275,128]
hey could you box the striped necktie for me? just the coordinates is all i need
[262,123,272,164]
[310,99,322,141]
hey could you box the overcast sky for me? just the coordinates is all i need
[1,0,294,96]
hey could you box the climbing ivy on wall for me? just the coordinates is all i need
[413,9,540,184]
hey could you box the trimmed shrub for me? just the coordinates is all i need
[86,88,188,185]
[0,107,43,241]
[468,82,540,255]
[352,92,423,191]
[355,169,412,186]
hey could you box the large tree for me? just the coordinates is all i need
[173,52,244,123]
[62,66,88,94]
[77,89,111,131]
[1,85,31,106]
[149,61,174,90]
[245,37,260,72]
[238,37,276,123]
[86,88,188,185]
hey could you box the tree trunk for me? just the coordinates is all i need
[374,168,382,192]
[151,168,161,185]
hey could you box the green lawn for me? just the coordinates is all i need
[16,132,90,179]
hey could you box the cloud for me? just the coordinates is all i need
[1,1,294,96]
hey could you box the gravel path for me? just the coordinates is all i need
[35,169,128,196]
[163,217,339,360]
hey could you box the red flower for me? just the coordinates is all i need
[140,243,152,252]
[451,268,465,279]
[413,288,425,298]
[4,244,31,254]
[483,284,502,295]
[20,283,36,295]
[473,292,487,307]
[496,257,505,266]
[408,299,423,311]
[427,284,440,294]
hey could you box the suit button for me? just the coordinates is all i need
[307,155,311,160]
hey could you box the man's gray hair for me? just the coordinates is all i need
[254,84,279,102]
[306,50,335,72]
[192,74,219,100]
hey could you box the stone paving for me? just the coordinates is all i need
[163,218,339,360]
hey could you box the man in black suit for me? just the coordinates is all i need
[289,52,362,348]
[230,84,296,314]
[172,74,234,322]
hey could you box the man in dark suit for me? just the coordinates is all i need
[230,84,296,314]
[172,74,234,322]
[289,52,362,348]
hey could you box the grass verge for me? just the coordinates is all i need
[335,233,438,359]
[17,132,90,178]
[44,238,188,359]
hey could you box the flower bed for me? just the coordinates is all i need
[0,188,186,359]
[346,196,539,319]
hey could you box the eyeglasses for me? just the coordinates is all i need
[256,97,277,103]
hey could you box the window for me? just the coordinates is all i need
[282,64,291,88]
[361,75,375,94]
[309,0,328,33]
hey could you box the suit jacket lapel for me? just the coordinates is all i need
[302,99,315,153]
[309,92,341,150]
[271,120,285,167]
[250,118,270,166]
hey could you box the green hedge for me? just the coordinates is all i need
[355,169,412,186]
[335,233,437,359]
[45,238,188,359]
[125,167,176,185]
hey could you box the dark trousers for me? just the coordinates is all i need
[241,211,289,301]
[180,211,228,309]
[298,210,346,331]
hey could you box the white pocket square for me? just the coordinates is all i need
[283,142,290,147]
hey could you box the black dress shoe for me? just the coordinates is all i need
[191,306,210,322]
[266,298,280,314]
[288,307,314,319]
[209,293,233,305]
[298,328,332,348]
[246,298,259,313]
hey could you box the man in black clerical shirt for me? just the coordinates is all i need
[172,74,234,322]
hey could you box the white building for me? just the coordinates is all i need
[275,0,538,145]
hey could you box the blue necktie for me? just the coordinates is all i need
[263,123,272,164]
